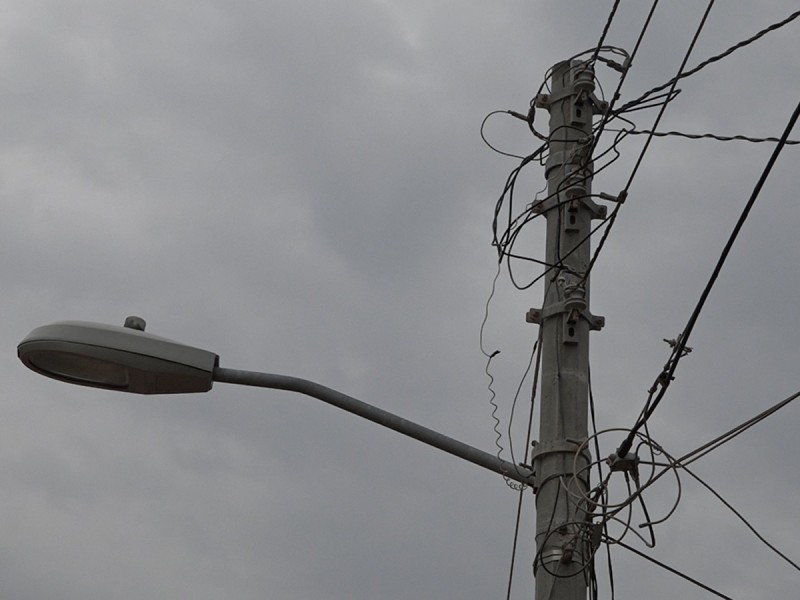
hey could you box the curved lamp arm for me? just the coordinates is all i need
[214,367,534,486]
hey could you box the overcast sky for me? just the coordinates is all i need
[2,1,800,598]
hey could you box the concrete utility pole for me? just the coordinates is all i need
[528,60,606,600]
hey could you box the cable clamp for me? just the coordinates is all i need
[663,334,693,357]
[606,451,640,475]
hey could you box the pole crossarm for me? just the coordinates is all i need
[213,366,535,486]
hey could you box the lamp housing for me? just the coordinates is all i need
[18,320,217,394]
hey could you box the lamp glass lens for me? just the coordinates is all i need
[28,350,129,389]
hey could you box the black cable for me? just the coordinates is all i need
[619,9,800,114]
[682,464,800,572]
[680,389,800,468]
[505,490,526,600]
[612,90,681,115]
[606,390,800,536]
[588,369,617,600]
[618,93,800,458]
[588,0,661,157]
[481,110,528,159]
[590,0,622,66]
[491,1,662,289]
[492,54,632,280]
[622,0,716,195]
[504,338,539,486]
[568,0,664,286]
[496,127,629,290]
[504,329,543,600]
[610,127,800,145]
[507,328,544,476]
[612,539,734,599]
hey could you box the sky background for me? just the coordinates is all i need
[2,1,799,598]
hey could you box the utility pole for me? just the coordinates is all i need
[527,59,606,600]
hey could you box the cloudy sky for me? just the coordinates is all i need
[2,1,799,598]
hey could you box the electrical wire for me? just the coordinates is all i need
[590,0,622,66]
[587,0,661,157]
[604,390,800,539]
[612,539,734,600]
[554,0,662,288]
[587,368,616,600]
[608,127,800,145]
[506,333,542,481]
[479,263,520,488]
[617,93,800,458]
[481,110,529,159]
[485,6,800,597]
[681,464,800,573]
[574,1,716,289]
[594,388,800,580]
[622,0,717,195]
[488,49,643,289]
[479,260,542,492]
[619,8,800,114]
[679,389,800,468]
[504,329,544,600]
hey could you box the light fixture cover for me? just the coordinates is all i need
[18,321,218,394]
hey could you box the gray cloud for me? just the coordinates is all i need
[2,1,799,598]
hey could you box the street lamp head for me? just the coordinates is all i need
[17,318,218,394]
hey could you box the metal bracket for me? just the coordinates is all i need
[530,193,607,221]
[526,304,605,331]
[534,90,607,116]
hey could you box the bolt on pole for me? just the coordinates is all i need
[528,59,606,600]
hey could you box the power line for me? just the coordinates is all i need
[622,0,717,194]
[588,0,661,155]
[617,92,800,458]
[578,0,714,286]
[597,389,800,555]
[608,127,800,145]
[679,388,800,468]
[681,464,800,573]
[612,539,734,599]
[619,8,800,114]
[590,0,622,65]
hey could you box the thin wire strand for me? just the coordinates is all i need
[612,540,734,599]
[505,328,544,600]
[680,389,800,468]
[588,369,616,600]
[681,464,800,572]
[481,110,528,159]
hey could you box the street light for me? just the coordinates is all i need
[18,317,535,487]
[17,317,218,394]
